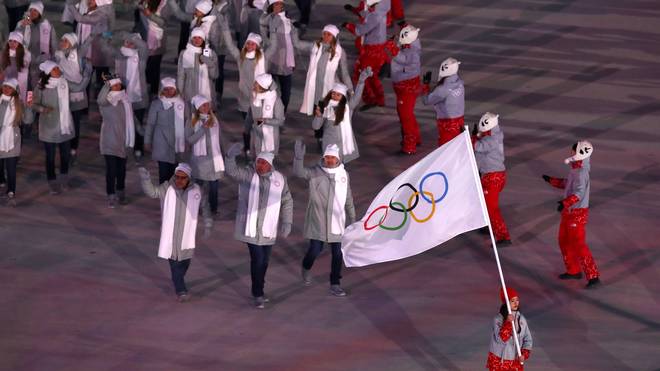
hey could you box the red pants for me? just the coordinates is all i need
[436,116,464,145]
[394,77,421,152]
[486,352,526,371]
[482,171,510,241]
[558,208,599,279]
[354,44,388,107]
[390,0,405,20]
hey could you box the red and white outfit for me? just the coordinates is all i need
[344,0,389,107]
[422,57,465,146]
[486,287,533,371]
[388,24,422,154]
[473,113,510,242]
[544,142,600,284]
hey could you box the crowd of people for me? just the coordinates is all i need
[1,0,604,368]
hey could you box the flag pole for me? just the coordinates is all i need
[462,126,523,361]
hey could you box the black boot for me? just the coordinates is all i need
[585,277,601,289]
[558,272,583,280]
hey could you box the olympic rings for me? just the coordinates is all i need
[362,171,449,231]
[364,205,389,231]
[408,191,435,223]
[378,202,408,231]
[389,183,419,212]
[419,172,449,203]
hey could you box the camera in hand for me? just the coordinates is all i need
[316,100,327,114]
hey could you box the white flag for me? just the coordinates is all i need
[342,130,488,267]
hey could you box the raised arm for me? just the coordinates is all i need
[220,24,241,61]
[338,50,353,92]
[293,139,312,180]
[138,167,168,198]
[349,67,372,110]
[258,13,270,47]
[167,0,190,22]
[185,121,207,145]
[224,143,254,183]
[422,84,448,106]
[311,115,325,131]
[144,101,158,146]
[279,179,293,235]
[201,50,219,79]
[291,27,313,52]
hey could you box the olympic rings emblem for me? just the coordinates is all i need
[364,172,448,231]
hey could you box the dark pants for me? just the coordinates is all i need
[208,179,219,213]
[215,54,225,99]
[158,161,177,184]
[146,54,164,95]
[5,5,28,31]
[44,141,70,180]
[248,243,272,297]
[294,0,311,25]
[0,157,18,193]
[104,155,126,195]
[273,74,292,112]
[134,109,145,153]
[71,109,84,150]
[178,22,191,54]
[168,258,191,294]
[302,239,343,285]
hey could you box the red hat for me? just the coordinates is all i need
[500,287,519,303]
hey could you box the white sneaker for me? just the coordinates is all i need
[301,267,313,286]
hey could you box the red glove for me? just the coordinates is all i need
[562,194,580,209]
[342,22,357,34]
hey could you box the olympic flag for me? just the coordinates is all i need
[341,130,489,267]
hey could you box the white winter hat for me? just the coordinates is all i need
[255,73,273,89]
[8,31,24,44]
[256,152,275,166]
[96,0,113,6]
[323,144,340,159]
[2,78,19,90]
[331,82,348,97]
[61,33,79,47]
[253,0,266,9]
[438,57,460,78]
[322,24,340,38]
[366,0,381,6]
[399,25,420,45]
[268,0,283,5]
[478,112,499,132]
[39,60,59,74]
[160,77,176,89]
[195,0,213,14]
[190,27,207,41]
[191,94,210,110]
[175,163,193,177]
[108,78,122,87]
[564,141,593,164]
[246,32,262,47]
[28,1,44,14]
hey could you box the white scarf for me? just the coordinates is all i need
[146,0,166,51]
[159,96,186,153]
[182,44,211,100]
[322,164,348,235]
[192,117,225,172]
[24,19,52,57]
[76,3,93,59]
[324,102,356,156]
[245,51,266,76]
[300,42,343,115]
[106,90,135,148]
[252,90,276,119]
[245,170,284,239]
[0,96,16,152]
[158,184,201,259]
[277,12,295,68]
[55,49,83,84]
[45,77,74,136]
[120,47,143,103]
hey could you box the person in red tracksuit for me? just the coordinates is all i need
[342,0,388,110]
[422,57,465,146]
[473,112,511,244]
[542,141,601,289]
[387,24,422,154]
